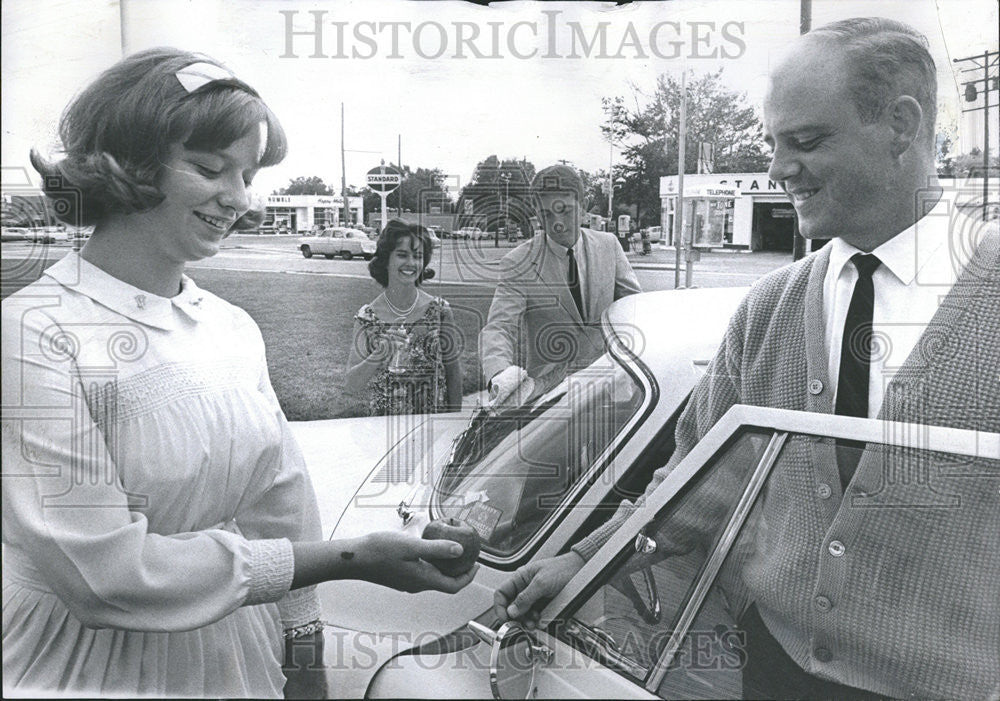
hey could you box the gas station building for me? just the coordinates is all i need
[660,172,795,251]
[262,194,364,233]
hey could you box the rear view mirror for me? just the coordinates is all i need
[467,620,552,700]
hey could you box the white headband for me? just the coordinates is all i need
[175,61,237,93]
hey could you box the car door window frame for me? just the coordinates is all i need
[538,405,998,694]
[430,315,661,569]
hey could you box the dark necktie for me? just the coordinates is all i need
[567,246,585,319]
[834,253,881,486]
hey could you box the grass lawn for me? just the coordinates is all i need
[187,268,494,420]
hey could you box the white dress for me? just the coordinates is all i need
[1,253,322,698]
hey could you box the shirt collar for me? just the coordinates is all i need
[43,253,207,330]
[544,229,585,258]
[827,197,952,286]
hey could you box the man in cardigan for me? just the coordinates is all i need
[479,165,641,404]
[493,18,999,699]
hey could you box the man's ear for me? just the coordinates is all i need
[887,95,923,158]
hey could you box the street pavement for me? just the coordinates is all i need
[218,234,792,291]
[2,235,794,295]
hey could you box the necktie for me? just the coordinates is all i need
[567,246,585,319]
[834,253,881,486]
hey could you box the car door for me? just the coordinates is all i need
[308,229,331,255]
[364,405,998,699]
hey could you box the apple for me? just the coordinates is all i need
[421,518,481,577]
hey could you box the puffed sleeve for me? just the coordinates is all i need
[245,338,324,629]
[1,300,293,632]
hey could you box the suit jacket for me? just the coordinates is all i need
[479,227,641,383]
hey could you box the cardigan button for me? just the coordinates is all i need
[816,483,832,500]
[828,540,846,557]
[814,646,833,663]
[814,595,832,613]
[808,379,824,395]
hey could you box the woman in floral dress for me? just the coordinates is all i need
[346,220,463,415]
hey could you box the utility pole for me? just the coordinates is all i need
[791,0,811,261]
[673,70,687,288]
[340,103,349,227]
[608,141,614,231]
[955,50,999,221]
[119,0,130,56]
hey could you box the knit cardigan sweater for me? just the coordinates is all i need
[574,231,1000,698]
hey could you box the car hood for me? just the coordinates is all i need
[291,408,500,641]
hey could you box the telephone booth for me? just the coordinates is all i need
[666,185,740,248]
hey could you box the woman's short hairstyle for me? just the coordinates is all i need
[810,18,937,149]
[30,46,287,227]
[368,220,434,288]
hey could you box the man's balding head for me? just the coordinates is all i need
[763,17,939,249]
[806,18,937,151]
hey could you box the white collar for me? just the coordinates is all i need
[827,197,952,286]
[543,229,585,257]
[43,253,207,331]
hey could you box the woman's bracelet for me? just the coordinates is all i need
[283,619,326,640]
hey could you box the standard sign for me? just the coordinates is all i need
[366,165,401,193]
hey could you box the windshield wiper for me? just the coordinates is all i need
[439,393,567,495]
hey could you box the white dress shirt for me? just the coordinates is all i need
[545,229,590,315]
[823,197,978,417]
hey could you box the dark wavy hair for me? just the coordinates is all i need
[368,220,434,288]
[29,47,287,228]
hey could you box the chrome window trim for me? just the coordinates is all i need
[540,405,998,627]
[644,430,788,691]
[431,328,661,569]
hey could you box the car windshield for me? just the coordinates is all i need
[433,355,645,557]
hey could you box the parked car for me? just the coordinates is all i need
[454,226,488,240]
[15,227,70,244]
[290,286,996,697]
[1,226,31,242]
[646,225,663,243]
[299,227,376,260]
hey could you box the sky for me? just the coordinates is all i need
[2,0,997,199]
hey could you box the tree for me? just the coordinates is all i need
[937,135,957,178]
[580,169,610,216]
[941,145,1000,179]
[602,69,770,226]
[383,165,451,214]
[273,176,334,196]
[458,156,538,236]
[349,186,383,221]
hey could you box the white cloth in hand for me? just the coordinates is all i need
[488,366,535,408]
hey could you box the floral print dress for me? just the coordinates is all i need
[354,297,454,415]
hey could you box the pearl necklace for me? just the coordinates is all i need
[382,291,418,319]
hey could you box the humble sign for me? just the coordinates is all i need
[366,165,401,193]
